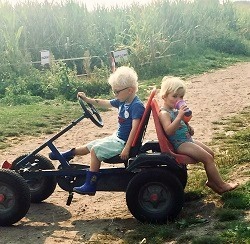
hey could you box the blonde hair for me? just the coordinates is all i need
[160,76,186,97]
[108,66,138,92]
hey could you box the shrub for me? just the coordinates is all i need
[206,33,250,55]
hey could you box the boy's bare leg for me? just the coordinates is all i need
[73,146,90,156]
[73,146,101,172]
[89,149,101,172]
[72,148,100,195]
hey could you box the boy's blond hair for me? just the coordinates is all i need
[160,76,186,97]
[108,66,138,92]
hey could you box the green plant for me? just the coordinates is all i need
[192,236,223,244]
[221,182,250,210]
[0,100,81,149]
[220,221,250,243]
[0,0,249,83]
[206,33,250,55]
[215,208,243,221]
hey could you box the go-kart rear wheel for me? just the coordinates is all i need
[11,154,57,203]
[0,169,30,226]
[126,169,184,224]
[171,166,188,189]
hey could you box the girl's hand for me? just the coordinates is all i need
[77,91,87,101]
[177,105,187,119]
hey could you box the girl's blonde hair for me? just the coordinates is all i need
[108,66,138,92]
[160,76,186,97]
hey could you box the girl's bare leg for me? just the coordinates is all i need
[194,140,214,158]
[177,142,238,194]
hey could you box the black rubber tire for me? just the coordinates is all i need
[171,166,188,189]
[0,169,31,226]
[126,169,184,224]
[11,154,57,203]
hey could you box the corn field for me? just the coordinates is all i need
[0,0,249,103]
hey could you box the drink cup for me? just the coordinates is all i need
[175,100,192,117]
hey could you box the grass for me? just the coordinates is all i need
[133,108,250,244]
[0,100,249,244]
[0,100,82,149]
[125,107,250,243]
[0,72,249,244]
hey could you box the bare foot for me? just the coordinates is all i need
[206,181,238,195]
[219,182,239,194]
[206,181,222,194]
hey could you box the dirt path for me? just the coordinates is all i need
[1,62,250,243]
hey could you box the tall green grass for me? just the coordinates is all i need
[0,0,249,75]
[0,0,249,105]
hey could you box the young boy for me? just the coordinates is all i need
[49,66,145,195]
[158,76,238,195]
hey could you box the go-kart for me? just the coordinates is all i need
[0,88,195,226]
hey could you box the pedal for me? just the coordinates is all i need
[66,191,74,206]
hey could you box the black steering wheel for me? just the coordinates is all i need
[78,98,103,128]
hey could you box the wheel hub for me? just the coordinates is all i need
[150,193,159,202]
[0,194,5,203]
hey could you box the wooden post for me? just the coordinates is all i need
[110,51,116,73]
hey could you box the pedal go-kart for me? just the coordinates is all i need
[0,88,195,226]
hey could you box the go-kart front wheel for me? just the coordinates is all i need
[11,154,57,203]
[0,169,30,226]
[126,169,184,224]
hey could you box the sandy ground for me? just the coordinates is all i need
[0,62,250,243]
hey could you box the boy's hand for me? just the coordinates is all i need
[120,147,130,160]
[77,91,87,101]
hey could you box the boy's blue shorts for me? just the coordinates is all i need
[86,134,125,161]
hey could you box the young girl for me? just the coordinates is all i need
[159,76,238,194]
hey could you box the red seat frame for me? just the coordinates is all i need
[106,88,195,166]
[151,98,195,165]
[131,88,157,148]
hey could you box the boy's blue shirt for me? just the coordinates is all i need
[110,96,145,142]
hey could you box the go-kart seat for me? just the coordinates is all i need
[103,88,157,166]
[151,98,196,165]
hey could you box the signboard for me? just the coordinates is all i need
[112,49,128,63]
[40,50,50,65]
